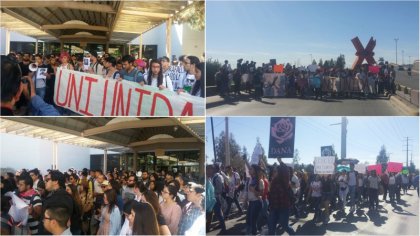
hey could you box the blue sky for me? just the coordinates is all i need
[206,1,419,68]
[205,117,419,167]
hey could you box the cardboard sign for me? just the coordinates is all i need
[268,117,295,158]
[367,164,382,175]
[308,64,318,73]
[54,68,204,116]
[273,64,284,73]
[262,73,286,97]
[314,156,335,174]
[369,65,380,74]
[354,164,366,174]
[387,162,403,173]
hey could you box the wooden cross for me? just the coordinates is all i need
[351,36,376,69]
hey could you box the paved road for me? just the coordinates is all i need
[395,70,419,90]
[207,94,403,116]
[208,188,419,235]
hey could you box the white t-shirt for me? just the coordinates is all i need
[389,176,396,185]
[148,75,174,91]
[338,175,348,190]
[247,178,264,201]
[311,180,322,197]
[291,174,300,194]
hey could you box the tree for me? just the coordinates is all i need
[312,59,317,65]
[323,60,330,68]
[206,58,222,86]
[336,54,346,69]
[409,161,416,174]
[214,131,246,173]
[318,59,323,67]
[376,145,389,164]
[329,58,335,68]
[378,57,385,65]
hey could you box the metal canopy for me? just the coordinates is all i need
[0,117,204,153]
[0,0,192,44]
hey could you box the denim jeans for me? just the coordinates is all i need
[246,200,262,235]
[214,197,226,230]
[224,195,242,217]
[268,207,296,235]
[36,87,46,100]
[257,199,268,230]
[349,185,356,207]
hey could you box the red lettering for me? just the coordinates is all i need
[55,69,71,107]
[111,81,119,116]
[180,102,193,116]
[101,80,109,116]
[151,93,173,116]
[134,88,152,116]
[67,74,84,111]
[79,76,98,116]
[125,88,132,116]
[116,83,125,116]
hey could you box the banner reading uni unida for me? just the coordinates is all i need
[54,68,204,116]
[268,117,295,158]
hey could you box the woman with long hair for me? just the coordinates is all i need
[66,184,83,235]
[245,163,264,235]
[129,201,160,235]
[142,189,171,235]
[160,184,182,234]
[79,178,93,235]
[191,62,205,97]
[97,189,121,235]
[145,59,173,90]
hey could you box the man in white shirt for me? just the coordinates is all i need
[348,163,358,212]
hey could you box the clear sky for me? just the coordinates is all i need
[206,1,419,68]
[205,117,419,167]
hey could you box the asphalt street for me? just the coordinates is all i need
[208,188,419,235]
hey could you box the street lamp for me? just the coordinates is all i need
[394,38,399,65]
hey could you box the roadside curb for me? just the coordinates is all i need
[389,95,419,116]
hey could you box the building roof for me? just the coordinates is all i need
[0,0,196,44]
[0,117,204,153]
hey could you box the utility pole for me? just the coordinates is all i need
[225,117,230,166]
[394,38,399,65]
[402,50,405,65]
[330,117,348,159]
[211,117,217,164]
[403,137,412,167]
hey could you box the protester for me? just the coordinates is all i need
[178,183,205,235]
[145,59,174,90]
[368,170,381,210]
[43,207,72,235]
[104,56,121,80]
[96,189,121,235]
[160,184,182,235]
[120,55,144,83]
[130,201,160,235]
[88,51,104,75]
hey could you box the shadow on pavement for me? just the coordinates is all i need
[366,209,389,226]
[391,204,417,216]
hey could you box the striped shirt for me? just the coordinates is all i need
[17,189,42,235]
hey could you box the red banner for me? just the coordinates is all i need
[367,164,382,174]
[387,162,403,173]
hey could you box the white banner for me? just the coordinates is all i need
[354,164,366,174]
[314,156,335,174]
[54,68,204,116]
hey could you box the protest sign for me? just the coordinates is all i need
[308,64,318,72]
[5,192,29,225]
[387,162,403,173]
[262,73,286,97]
[36,68,47,80]
[273,64,284,73]
[54,68,204,116]
[268,117,295,158]
[355,164,366,174]
[367,164,382,175]
[321,146,334,156]
[369,65,380,74]
[83,57,90,70]
[314,156,335,174]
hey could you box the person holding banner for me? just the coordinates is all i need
[388,173,396,204]
[179,62,205,98]
[120,55,144,83]
[58,52,74,71]
[88,51,104,76]
[183,56,200,93]
[145,59,173,91]
[103,57,121,80]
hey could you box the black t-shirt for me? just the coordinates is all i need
[19,62,30,76]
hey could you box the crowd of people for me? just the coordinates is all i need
[206,160,419,235]
[1,167,205,235]
[214,59,398,101]
[1,51,204,116]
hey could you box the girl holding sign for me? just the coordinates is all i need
[145,59,173,91]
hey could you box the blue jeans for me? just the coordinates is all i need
[246,200,262,235]
[36,87,46,100]
[257,199,268,230]
[268,207,296,235]
[214,197,226,230]
[349,185,356,207]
